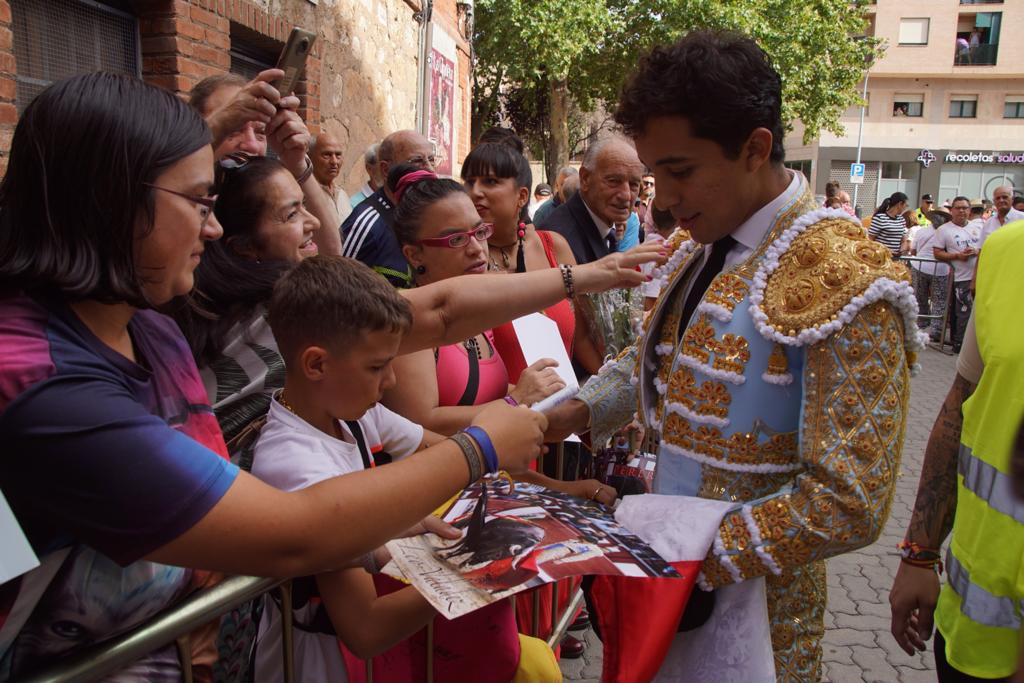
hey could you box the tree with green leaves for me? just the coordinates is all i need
[471,0,880,182]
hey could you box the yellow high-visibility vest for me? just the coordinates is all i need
[935,220,1024,678]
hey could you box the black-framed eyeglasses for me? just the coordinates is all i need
[144,183,218,226]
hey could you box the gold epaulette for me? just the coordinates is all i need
[754,215,912,343]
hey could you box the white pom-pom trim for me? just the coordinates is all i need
[597,357,618,375]
[742,504,783,576]
[761,371,794,386]
[748,208,926,358]
[666,400,730,428]
[653,377,668,395]
[654,343,675,356]
[648,235,699,292]
[695,301,734,323]
[710,532,743,584]
[678,354,746,385]
[660,440,802,474]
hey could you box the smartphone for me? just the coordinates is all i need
[271,28,316,96]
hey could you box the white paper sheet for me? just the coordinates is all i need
[511,313,578,390]
[0,489,39,583]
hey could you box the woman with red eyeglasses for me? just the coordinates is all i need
[385,164,616,505]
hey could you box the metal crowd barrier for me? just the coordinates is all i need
[17,570,584,683]
[898,256,955,355]
[17,445,585,682]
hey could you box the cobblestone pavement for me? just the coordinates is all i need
[561,346,958,683]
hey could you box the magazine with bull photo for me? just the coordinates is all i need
[384,481,680,619]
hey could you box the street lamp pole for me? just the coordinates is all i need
[852,71,869,211]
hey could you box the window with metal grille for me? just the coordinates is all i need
[10,0,140,113]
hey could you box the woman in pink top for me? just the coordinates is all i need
[382,164,614,507]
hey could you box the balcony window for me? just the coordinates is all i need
[955,12,1001,65]
[1004,96,1024,119]
[893,94,923,118]
[898,18,929,45]
[950,96,978,119]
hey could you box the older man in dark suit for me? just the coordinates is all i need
[545,138,644,263]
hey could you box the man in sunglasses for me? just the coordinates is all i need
[189,69,342,257]
[341,130,438,288]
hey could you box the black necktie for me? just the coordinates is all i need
[606,229,618,253]
[677,235,737,340]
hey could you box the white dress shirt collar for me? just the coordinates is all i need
[730,169,801,253]
[582,198,615,238]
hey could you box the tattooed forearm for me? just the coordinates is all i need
[905,373,975,546]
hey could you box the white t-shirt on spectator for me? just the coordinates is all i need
[910,225,942,276]
[980,208,1024,246]
[250,397,424,683]
[933,222,980,282]
[965,218,985,241]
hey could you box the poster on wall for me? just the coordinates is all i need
[427,47,455,176]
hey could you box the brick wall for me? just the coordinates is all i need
[0,0,14,176]
[0,0,470,186]
[134,0,321,130]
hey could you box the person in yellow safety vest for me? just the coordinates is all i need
[889,220,1024,682]
[916,193,936,226]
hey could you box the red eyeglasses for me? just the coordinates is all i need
[416,223,494,248]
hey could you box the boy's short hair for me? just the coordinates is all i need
[268,256,413,364]
[615,30,785,164]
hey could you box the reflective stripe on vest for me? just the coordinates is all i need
[959,444,1024,525]
[946,550,1023,630]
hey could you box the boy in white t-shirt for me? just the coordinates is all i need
[249,256,466,681]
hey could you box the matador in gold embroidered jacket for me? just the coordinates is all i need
[578,173,924,682]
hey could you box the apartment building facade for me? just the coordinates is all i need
[785,0,1024,214]
[0,0,473,184]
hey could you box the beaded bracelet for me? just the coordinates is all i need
[450,432,484,486]
[559,263,575,299]
[294,154,315,184]
[463,426,499,474]
[897,540,944,574]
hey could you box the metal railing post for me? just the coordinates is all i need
[174,635,194,683]
[278,580,295,683]
[546,589,585,650]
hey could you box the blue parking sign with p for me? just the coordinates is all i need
[849,163,865,184]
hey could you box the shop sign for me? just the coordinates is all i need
[944,151,1024,164]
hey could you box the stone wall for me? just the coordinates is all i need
[0,0,473,188]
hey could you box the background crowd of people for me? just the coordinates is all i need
[0,26,1022,683]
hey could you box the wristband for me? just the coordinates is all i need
[559,263,576,299]
[463,426,499,474]
[897,540,944,574]
[503,395,519,407]
[450,432,483,486]
[294,154,314,184]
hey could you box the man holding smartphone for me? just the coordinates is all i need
[189,69,342,257]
